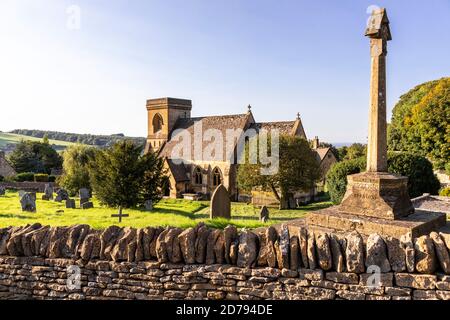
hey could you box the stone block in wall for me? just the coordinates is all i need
[413,289,438,300]
[315,233,332,271]
[336,290,365,300]
[359,272,393,287]
[384,286,411,297]
[310,280,349,291]
[325,272,359,284]
[298,268,323,281]
[345,231,365,274]
[436,290,450,300]
[414,235,437,274]
[430,232,450,274]
[365,234,391,272]
[385,236,406,272]
[395,273,437,290]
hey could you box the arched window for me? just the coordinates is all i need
[212,167,222,187]
[153,113,163,133]
[194,167,202,185]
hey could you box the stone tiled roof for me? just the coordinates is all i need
[314,147,331,163]
[250,121,297,135]
[160,113,250,159]
[166,159,189,182]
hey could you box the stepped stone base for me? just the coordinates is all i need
[306,206,446,238]
[340,172,414,220]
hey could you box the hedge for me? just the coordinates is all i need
[326,152,440,204]
[34,174,49,182]
[13,172,35,182]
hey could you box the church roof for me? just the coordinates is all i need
[250,121,297,135]
[165,159,189,182]
[160,113,250,159]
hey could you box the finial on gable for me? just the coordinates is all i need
[296,112,300,120]
[247,104,252,112]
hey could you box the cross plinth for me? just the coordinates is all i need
[305,8,446,238]
[111,206,129,223]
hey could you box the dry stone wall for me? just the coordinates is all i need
[0,223,450,300]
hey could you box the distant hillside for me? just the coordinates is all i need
[10,129,146,149]
[0,132,78,153]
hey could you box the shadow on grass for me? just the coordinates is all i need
[0,213,31,219]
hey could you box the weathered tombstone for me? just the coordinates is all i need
[42,184,54,201]
[20,193,36,212]
[0,186,5,196]
[66,199,76,209]
[210,184,231,219]
[259,206,269,222]
[79,188,90,206]
[55,189,69,202]
[81,202,94,209]
[144,200,153,211]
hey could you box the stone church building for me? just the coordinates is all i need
[144,97,335,205]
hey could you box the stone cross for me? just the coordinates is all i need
[365,8,391,172]
[111,206,129,223]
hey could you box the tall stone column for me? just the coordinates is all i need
[367,37,388,172]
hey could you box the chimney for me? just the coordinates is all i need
[312,136,319,149]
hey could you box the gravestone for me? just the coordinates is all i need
[111,206,129,223]
[19,190,26,198]
[66,199,76,209]
[79,188,90,206]
[144,200,153,211]
[55,189,69,202]
[210,184,231,219]
[81,202,94,209]
[20,193,36,212]
[42,184,54,201]
[0,186,5,196]
[259,206,269,222]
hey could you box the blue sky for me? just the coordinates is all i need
[0,0,449,143]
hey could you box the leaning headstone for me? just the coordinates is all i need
[210,184,231,219]
[42,184,54,201]
[81,202,94,210]
[66,199,76,209]
[144,200,153,211]
[0,186,5,196]
[55,189,69,202]
[79,188,90,206]
[20,193,36,212]
[259,206,269,222]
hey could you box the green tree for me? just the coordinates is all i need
[388,77,450,169]
[237,135,320,209]
[58,145,98,196]
[89,140,166,208]
[344,143,366,160]
[8,140,62,174]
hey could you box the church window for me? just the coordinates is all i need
[212,167,222,186]
[153,113,163,133]
[194,167,202,185]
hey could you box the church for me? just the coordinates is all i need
[144,97,336,205]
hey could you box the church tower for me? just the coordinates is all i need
[145,97,192,153]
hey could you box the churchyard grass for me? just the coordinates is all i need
[0,190,332,229]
